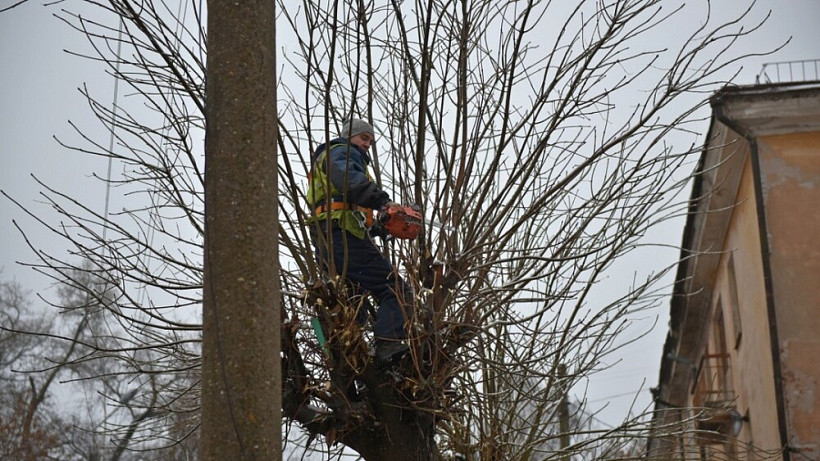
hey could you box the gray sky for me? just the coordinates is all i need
[1,0,819,429]
[1,2,111,288]
[580,1,820,424]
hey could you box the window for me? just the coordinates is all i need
[727,254,743,348]
[692,304,734,405]
[709,306,732,403]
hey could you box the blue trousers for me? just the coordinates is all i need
[314,226,410,340]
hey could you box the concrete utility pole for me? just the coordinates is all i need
[200,0,281,459]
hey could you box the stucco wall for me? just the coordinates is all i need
[706,152,782,457]
[758,131,820,455]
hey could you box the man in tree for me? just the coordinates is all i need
[307,118,411,365]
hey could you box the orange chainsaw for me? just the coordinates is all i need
[376,204,423,240]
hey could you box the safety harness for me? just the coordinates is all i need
[306,143,375,239]
[313,200,374,228]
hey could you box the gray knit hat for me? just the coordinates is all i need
[339,118,375,140]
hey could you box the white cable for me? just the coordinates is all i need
[103,18,124,242]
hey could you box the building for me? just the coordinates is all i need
[647,78,820,460]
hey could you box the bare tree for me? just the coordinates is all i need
[2,0,776,459]
[0,278,70,459]
[0,268,203,460]
[0,273,110,459]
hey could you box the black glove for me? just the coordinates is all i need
[369,221,389,239]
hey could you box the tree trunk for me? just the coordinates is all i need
[200,0,281,459]
[346,416,438,461]
[341,370,439,461]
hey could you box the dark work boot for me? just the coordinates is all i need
[375,339,409,367]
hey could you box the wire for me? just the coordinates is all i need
[102,18,124,242]
[586,388,651,404]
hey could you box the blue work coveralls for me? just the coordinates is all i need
[307,138,411,340]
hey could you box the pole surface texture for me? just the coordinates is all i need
[201,0,280,458]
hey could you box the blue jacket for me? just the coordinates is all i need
[307,138,391,238]
[310,138,390,210]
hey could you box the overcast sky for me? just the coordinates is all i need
[1,0,819,428]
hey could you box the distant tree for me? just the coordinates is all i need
[0,270,206,460]
[0,276,88,459]
[3,0,775,459]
